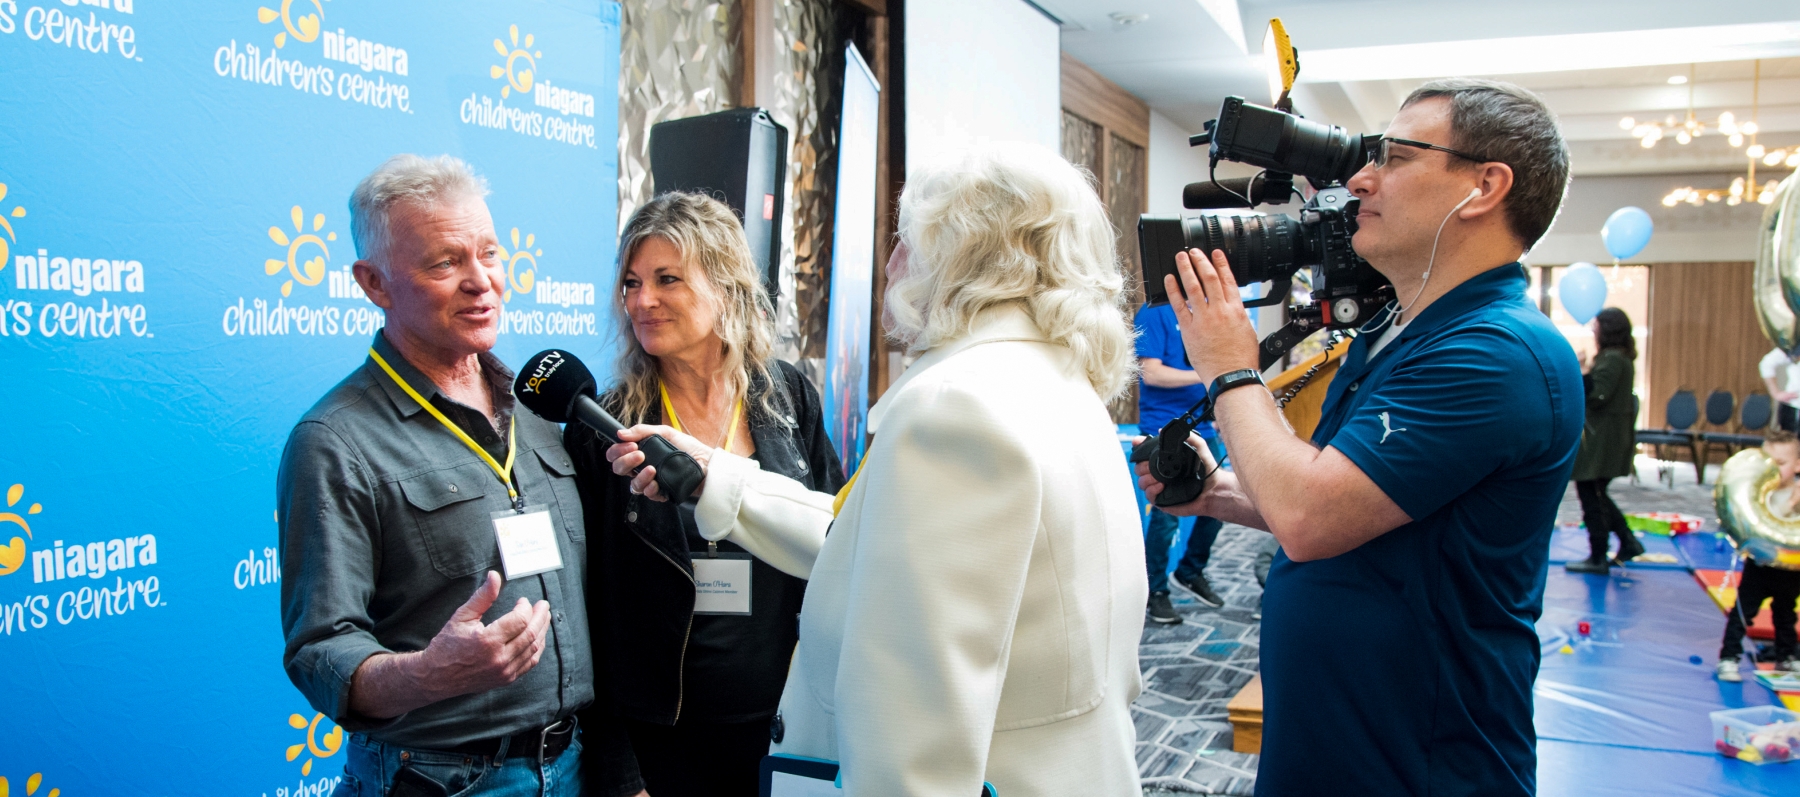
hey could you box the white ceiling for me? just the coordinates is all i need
[1041,0,1800,176]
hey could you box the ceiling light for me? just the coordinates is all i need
[1766,149,1787,166]
[1729,133,1745,147]
[1788,152,1800,168]
[1748,143,1767,158]
[1109,12,1149,28]
[1668,74,1689,84]
[1293,21,1800,82]
[1618,116,1635,130]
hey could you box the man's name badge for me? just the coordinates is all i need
[693,553,752,615]
[492,508,564,580]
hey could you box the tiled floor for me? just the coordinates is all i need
[1133,522,1271,796]
[1136,456,1718,795]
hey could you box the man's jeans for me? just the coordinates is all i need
[1145,435,1227,594]
[334,730,582,797]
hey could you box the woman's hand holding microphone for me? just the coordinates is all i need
[607,424,713,501]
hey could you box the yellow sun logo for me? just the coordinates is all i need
[490,24,541,99]
[0,484,43,579]
[0,182,27,278]
[498,227,541,302]
[285,711,345,776]
[266,205,337,298]
[0,771,63,797]
[257,0,325,49]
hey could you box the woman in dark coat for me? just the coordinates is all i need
[1566,307,1644,573]
[567,193,845,796]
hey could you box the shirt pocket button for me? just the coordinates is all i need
[447,484,458,493]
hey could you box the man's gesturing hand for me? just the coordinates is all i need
[421,570,551,697]
[1165,248,1261,386]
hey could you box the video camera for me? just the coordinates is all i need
[1132,93,1394,506]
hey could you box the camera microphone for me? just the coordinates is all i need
[514,349,706,504]
[1183,172,1295,210]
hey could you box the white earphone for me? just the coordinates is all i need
[1397,187,1484,316]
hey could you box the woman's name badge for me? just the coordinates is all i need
[693,553,753,615]
[492,508,564,580]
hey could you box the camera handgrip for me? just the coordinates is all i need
[635,434,706,505]
[1130,433,1206,508]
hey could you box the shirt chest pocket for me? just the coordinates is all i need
[398,462,498,579]
[531,446,585,542]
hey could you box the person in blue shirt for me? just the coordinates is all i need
[1139,79,1580,796]
[1135,302,1228,624]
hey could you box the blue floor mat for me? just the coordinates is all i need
[1671,530,1743,572]
[1537,564,1799,792]
[1546,523,1687,569]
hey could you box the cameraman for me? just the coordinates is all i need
[1141,79,1581,796]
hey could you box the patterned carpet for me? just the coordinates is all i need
[1135,457,1718,795]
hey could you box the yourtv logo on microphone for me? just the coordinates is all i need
[222,203,385,338]
[0,179,154,341]
[460,23,598,148]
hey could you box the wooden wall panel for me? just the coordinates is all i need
[1645,262,1769,455]
[1060,53,1148,148]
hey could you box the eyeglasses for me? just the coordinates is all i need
[1370,136,1493,168]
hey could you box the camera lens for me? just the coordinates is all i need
[1212,98,1371,186]
[1182,214,1302,284]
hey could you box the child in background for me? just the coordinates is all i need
[1718,429,1800,681]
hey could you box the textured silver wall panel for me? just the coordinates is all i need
[617,0,742,234]
[764,0,838,368]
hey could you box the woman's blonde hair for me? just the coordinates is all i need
[611,192,780,425]
[887,145,1137,400]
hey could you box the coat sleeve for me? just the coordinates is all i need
[691,361,846,579]
[692,451,833,579]
[831,380,1042,796]
[278,420,397,731]
[1587,349,1628,410]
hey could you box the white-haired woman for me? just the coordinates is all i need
[612,146,1147,794]
[564,192,846,797]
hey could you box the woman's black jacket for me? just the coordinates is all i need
[567,359,845,727]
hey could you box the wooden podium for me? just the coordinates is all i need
[1225,343,1347,756]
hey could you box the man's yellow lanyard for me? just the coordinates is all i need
[369,348,521,509]
[659,383,743,452]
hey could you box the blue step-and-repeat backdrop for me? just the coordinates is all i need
[0,1,622,794]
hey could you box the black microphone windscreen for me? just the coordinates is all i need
[514,349,597,424]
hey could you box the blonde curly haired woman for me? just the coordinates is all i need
[623,145,1148,795]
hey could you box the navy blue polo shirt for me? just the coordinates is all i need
[1256,264,1582,797]
[1134,303,1212,437]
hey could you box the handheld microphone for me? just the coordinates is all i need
[514,349,707,504]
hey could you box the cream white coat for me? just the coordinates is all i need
[694,305,1147,796]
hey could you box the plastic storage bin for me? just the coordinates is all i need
[1713,705,1800,764]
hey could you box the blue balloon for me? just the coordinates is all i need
[1602,206,1654,260]
[1559,262,1608,324]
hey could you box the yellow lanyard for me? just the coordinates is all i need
[831,452,866,517]
[369,348,520,507]
[658,384,743,452]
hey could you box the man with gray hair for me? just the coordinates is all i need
[1141,80,1583,795]
[279,154,641,797]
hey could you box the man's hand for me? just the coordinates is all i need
[1779,391,1799,404]
[607,424,712,501]
[419,571,550,695]
[1134,432,1217,516]
[1166,248,1261,386]
[348,571,550,718]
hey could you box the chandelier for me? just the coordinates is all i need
[1621,65,1744,148]
[1660,61,1799,207]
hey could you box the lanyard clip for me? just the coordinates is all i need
[512,494,526,513]
[707,540,719,559]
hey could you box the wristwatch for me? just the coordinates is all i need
[1208,368,1265,400]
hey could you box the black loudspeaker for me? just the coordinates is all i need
[649,108,789,299]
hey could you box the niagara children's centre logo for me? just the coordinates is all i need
[0,179,153,341]
[212,0,412,113]
[222,204,385,338]
[461,23,598,148]
[0,481,166,639]
[495,226,599,337]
